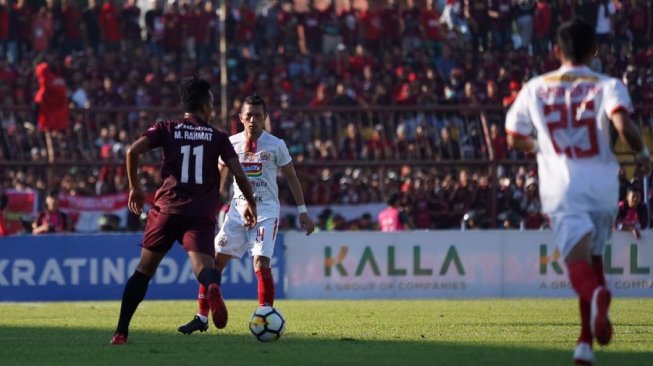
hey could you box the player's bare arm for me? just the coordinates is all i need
[224,156,257,227]
[611,110,651,174]
[126,135,150,215]
[281,162,315,236]
[506,134,537,154]
[218,164,231,202]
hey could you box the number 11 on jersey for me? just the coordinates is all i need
[180,145,204,184]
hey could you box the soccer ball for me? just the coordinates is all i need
[249,306,285,342]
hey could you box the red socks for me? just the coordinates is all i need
[197,268,274,311]
[578,299,592,344]
[592,258,606,287]
[569,260,598,345]
[198,283,210,318]
[256,268,275,306]
[568,260,599,303]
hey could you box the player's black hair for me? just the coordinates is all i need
[386,193,400,207]
[179,77,211,113]
[46,190,59,199]
[242,94,267,114]
[556,18,597,64]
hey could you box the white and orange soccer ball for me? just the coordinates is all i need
[249,306,285,342]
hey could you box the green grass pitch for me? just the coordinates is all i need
[0,299,651,366]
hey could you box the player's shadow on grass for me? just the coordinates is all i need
[0,326,649,366]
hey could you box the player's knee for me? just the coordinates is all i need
[253,256,271,271]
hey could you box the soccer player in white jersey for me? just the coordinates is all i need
[178,94,315,334]
[505,19,650,365]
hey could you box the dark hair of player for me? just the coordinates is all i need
[242,94,267,114]
[179,77,212,113]
[627,185,642,195]
[386,193,400,207]
[556,18,597,64]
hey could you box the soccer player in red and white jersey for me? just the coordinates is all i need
[505,19,650,365]
[178,94,315,334]
[110,78,257,345]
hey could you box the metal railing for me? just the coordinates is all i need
[1,104,652,229]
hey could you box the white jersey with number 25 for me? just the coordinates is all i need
[505,65,634,214]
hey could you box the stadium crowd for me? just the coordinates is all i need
[1,0,652,233]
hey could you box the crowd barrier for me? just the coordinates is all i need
[0,233,284,301]
[1,231,651,302]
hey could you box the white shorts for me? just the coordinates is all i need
[214,215,279,259]
[548,210,616,259]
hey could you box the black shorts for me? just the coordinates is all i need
[141,207,216,257]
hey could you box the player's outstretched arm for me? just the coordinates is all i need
[224,156,257,227]
[281,162,315,236]
[612,110,651,174]
[126,136,150,215]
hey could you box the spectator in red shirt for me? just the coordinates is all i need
[99,0,121,52]
[348,44,374,75]
[502,80,521,107]
[616,186,648,239]
[34,59,68,163]
[533,0,552,56]
[32,191,70,234]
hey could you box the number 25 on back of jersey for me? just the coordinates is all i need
[543,100,598,159]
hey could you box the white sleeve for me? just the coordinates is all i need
[277,140,292,167]
[604,78,634,118]
[505,84,534,138]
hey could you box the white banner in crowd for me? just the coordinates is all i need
[58,193,129,232]
[284,231,653,299]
